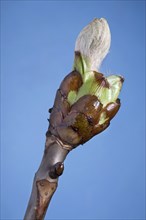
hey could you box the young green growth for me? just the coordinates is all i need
[48,18,124,148]
[68,52,123,107]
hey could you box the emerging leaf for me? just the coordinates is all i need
[48,18,124,148]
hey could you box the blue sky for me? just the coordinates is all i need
[1,1,145,219]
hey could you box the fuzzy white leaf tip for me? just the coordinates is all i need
[75,18,111,71]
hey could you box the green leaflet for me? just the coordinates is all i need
[67,91,77,106]
[95,75,123,107]
[68,52,123,108]
[98,112,108,125]
[73,52,91,80]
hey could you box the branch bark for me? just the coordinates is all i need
[24,135,69,220]
[24,18,123,220]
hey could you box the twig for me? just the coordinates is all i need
[24,18,123,220]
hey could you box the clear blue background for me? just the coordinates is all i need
[1,1,145,219]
